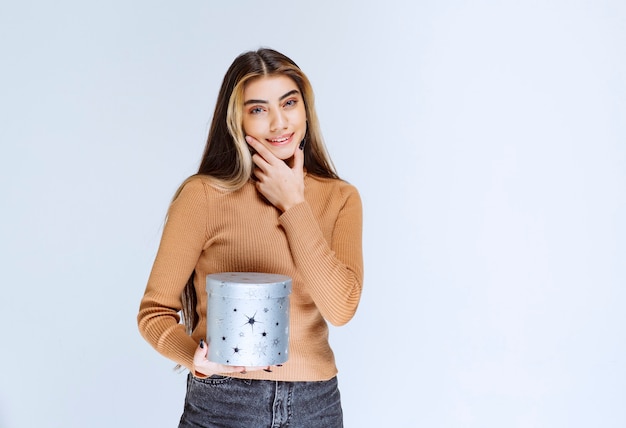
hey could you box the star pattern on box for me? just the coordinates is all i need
[206,272,291,366]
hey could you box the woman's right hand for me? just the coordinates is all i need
[192,340,268,377]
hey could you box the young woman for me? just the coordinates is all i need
[137,48,363,427]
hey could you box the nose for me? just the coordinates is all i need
[269,109,287,131]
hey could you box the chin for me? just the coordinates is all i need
[271,147,297,160]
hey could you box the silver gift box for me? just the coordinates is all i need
[206,272,292,366]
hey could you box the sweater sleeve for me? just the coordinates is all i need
[137,178,208,371]
[279,183,363,326]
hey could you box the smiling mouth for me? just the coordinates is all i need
[267,134,293,146]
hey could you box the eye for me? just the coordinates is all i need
[283,99,298,108]
[249,106,265,115]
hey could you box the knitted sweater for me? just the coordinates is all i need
[137,174,363,381]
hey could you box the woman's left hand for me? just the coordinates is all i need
[246,136,305,212]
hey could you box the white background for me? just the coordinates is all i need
[1,1,624,427]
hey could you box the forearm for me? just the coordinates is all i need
[279,196,363,326]
[137,299,197,371]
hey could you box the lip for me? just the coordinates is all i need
[266,133,294,146]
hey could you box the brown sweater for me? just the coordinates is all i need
[137,174,363,381]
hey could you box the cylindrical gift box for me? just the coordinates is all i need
[206,272,291,366]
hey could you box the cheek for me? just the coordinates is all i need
[241,116,252,131]
[242,118,261,137]
[292,110,307,128]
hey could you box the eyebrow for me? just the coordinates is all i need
[244,89,300,105]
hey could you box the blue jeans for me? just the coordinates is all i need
[178,374,343,428]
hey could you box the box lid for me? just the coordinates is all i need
[206,272,292,299]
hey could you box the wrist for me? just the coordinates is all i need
[281,197,304,212]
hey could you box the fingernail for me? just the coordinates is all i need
[263,367,273,373]
[299,139,306,150]
[199,339,205,349]
[276,364,283,367]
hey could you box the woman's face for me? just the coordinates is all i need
[242,75,307,161]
